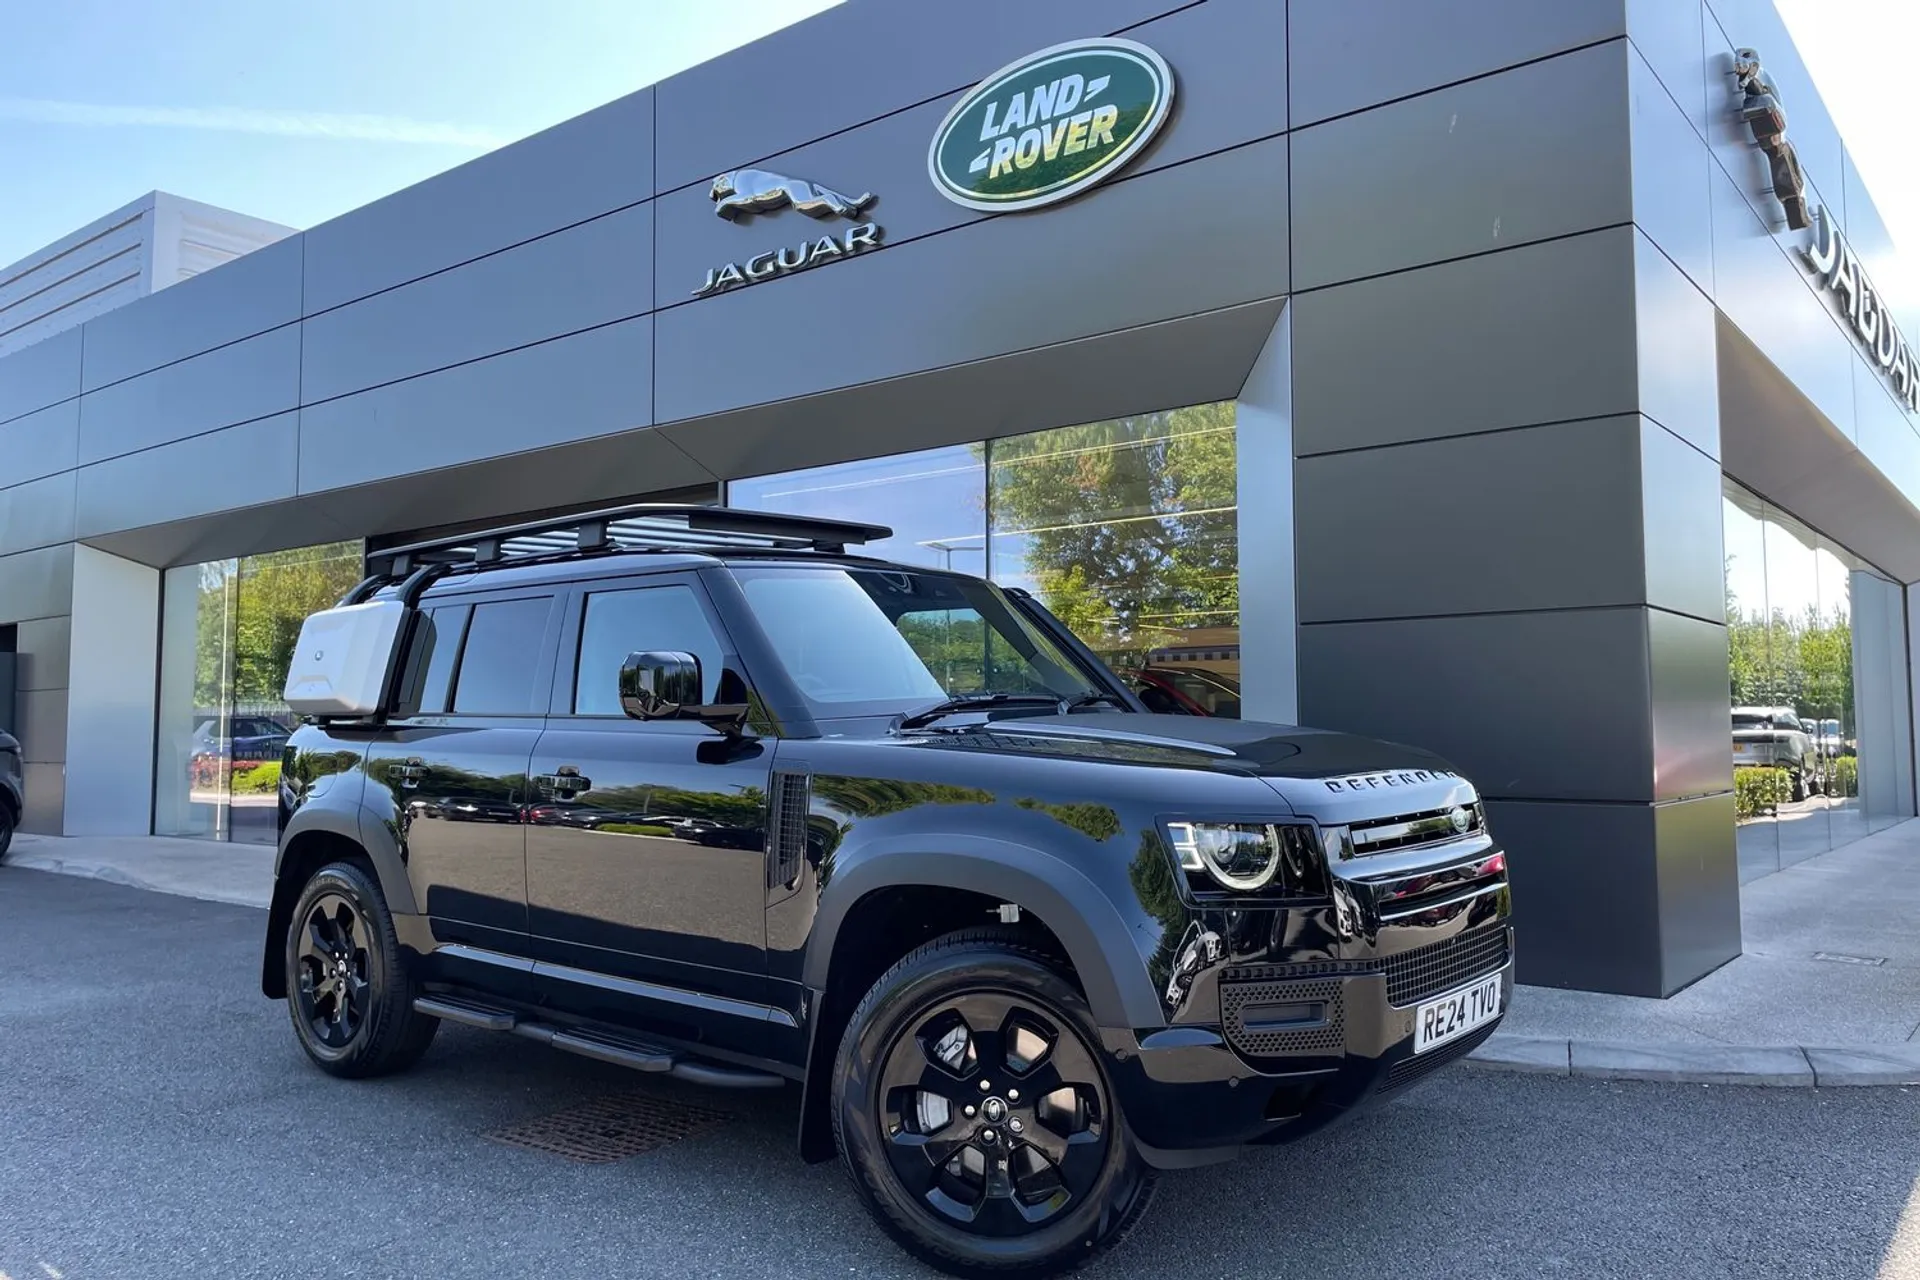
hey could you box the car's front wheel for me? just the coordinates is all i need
[284,860,437,1078]
[833,929,1154,1278]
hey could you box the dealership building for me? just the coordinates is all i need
[1,0,1915,997]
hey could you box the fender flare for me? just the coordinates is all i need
[262,800,419,998]
[803,833,1166,1032]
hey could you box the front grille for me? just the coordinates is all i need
[1220,977,1344,1057]
[1382,926,1510,1007]
[1349,803,1484,856]
[1379,1022,1499,1093]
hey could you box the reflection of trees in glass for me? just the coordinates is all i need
[986,404,1236,669]
[195,543,363,711]
[1725,560,1854,735]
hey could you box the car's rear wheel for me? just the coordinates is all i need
[833,929,1154,1278]
[0,804,14,860]
[284,860,437,1078]
[1790,769,1808,803]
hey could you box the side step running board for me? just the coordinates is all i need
[411,995,784,1090]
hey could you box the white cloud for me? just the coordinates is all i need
[0,97,510,148]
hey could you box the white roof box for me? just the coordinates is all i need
[283,599,408,717]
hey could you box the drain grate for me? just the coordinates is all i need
[486,1091,733,1163]
[1812,951,1888,967]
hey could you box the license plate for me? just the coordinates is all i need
[1414,974,1503,1054]
[1734,743,1749,753]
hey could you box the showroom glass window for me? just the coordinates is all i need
[729,403,1241,717]
[155,541,364,844]
[1722,479,1912,884]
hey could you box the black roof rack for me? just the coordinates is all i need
[362,503,892,582]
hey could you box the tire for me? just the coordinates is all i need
[1790,769,1807,804]
[283,859,437,1078]
[832,928,1155,1279]
[0,804,13,860]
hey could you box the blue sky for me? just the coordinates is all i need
[0,0,840,267]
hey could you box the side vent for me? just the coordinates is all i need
[769,770,811,890]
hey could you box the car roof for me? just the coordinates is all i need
[390,546,930,601]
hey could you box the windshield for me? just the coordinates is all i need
[1731,714,1770,729]
[733,565,1103,719]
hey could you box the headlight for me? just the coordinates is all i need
[1165,822,1284,892]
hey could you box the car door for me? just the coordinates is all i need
[363,589,560,983]
[523,572,781,1059]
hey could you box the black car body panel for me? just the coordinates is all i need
[263,512,1513,1168]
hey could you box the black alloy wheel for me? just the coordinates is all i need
[294,892,374,1050]
[283,860,437,1078]
[878,991,1109,1234]
[834,930,1154,1278]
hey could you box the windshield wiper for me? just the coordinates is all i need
[893,693,1069,731]
[1063,690,1130,713]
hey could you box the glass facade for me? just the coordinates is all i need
[155,541,364,844]
[728,403,1241,716]
[1723,481,1913,883]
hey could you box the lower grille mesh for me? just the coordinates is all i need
[1379,1022,1498,1093]
[1219,978,1344,1057]
[1382,926,1511,1007]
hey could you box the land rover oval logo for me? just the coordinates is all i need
[928,38,1174,213]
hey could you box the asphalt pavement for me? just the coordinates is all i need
[3,866,1917,1280]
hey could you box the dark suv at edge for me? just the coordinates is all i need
[263,505,1513,1278]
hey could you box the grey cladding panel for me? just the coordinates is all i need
[1653,791,1741,992]
[1628,45,1714,296]
[656,0,1288,311]
[15,614,71,692]
[653,0,1187,192]
[1625,0,1709,139]
[297,316,653,496]
[1295,416,1649,623]
[657,135,1289,425]
[0,401,79,491]
[76,412,298,539]
[20,761,63,833]
[1292,228,1638,455]
[1639,418,1725,624]
[80,233,303,392]
[1647,609,1733,804]
[77,326,301,466]
[1486,799,1662,995]
[0,327,81,425]
[1633,231,1718,457]
[0,471,76,556]
[302,89,653,315]
[1298,608,1656,803]
[1291,42,1632,291]
[16,687,67,763]
[1288,0,1624,127]
[0,543,75,624]
[1707,164,1854,441]
[303,204,652,404]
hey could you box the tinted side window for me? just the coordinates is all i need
[451,598,551,715]
[574,585,724,715]
[412,603,471,715]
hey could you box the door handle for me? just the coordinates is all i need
[536,767,593,798]
[394,759,427,789]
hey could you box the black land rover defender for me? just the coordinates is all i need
[263,504,1512,1278]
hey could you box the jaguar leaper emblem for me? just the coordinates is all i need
[1732,48,1810,231]
[710,169,875,221]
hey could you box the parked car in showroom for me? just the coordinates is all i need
[1732,706,1817,800]
[0,729,21,857]
[262,505,1512,1278]
[1125,664,1242,718]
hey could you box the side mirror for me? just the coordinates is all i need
[620,651,702,721]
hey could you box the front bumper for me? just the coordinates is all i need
[1105,942,1514,1166]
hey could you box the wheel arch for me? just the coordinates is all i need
[261,806,414,998]
[794,837,1164,1162]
